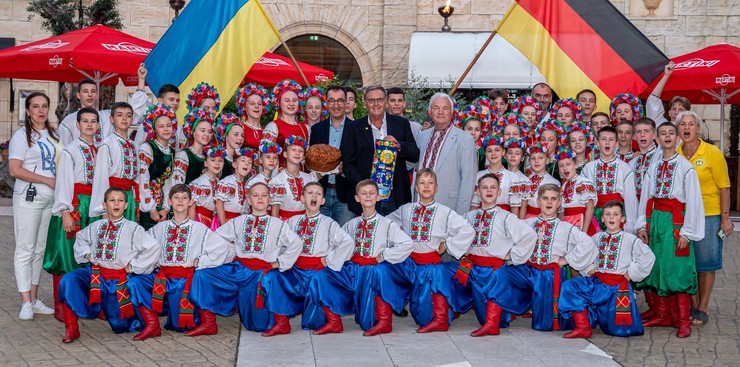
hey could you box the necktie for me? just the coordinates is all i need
[423,128,447,169]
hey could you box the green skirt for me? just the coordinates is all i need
[123,188,139,223]
[43,193,100,275]
[636,209,697,296]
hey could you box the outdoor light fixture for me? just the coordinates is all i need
[438,0,455,32]
[169,0,186,23]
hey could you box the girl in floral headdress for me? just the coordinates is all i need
[138,104,178,230]
[215,113,245,179]
[567,121,596,175]
[493,112,530,171]
[187,82,220,115]
[236,83,271,150]
[550,98,583,127]
[534,119,567,181]
[473,96,493,116]
[472,134,517,212]
[511,95,544,132]
[188,145,226,227]
[173,108,214,186]
[457,104,492,170]
[555,148,597,235]
[523,144,560,219]
[609,93,644,125]
[503,137,532,217]
[213,147,257,229]
[300,87,327,128]
[264,79,308,147]
[248,140,282,188]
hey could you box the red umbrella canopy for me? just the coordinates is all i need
[639,44,740,104]
[0,25,154,86]
[240,52,334,88]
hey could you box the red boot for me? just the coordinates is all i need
[640,291,656,321]
[52,274,64,322]
[184,310,219,336]
[675,293,692,338]
[133,306,161,341]
[363,296,393,336]
[470,301,502,337]
[262,314,291,337]
[313,306,343,335]
[642,296,672,327]
[62,304,80,343]
[563,310,592,338]
[668,295,679,327]
[417,293,450,333]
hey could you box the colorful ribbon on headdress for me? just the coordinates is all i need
[456,104,491,133]
[236,83,271,117]
[511,95,544,122]
[535,119,567,146]
[215,113,242,143]
[272,79,303,112]
[493,112,530,139]
[183,107,214,144]
[142,104,178,143]
[285,135,308,150]
[549,98,583,122]
[609,93,644,124]
[187,82,220,111]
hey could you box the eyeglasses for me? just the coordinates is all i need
[365,98,385,105]
[327,99,345,105]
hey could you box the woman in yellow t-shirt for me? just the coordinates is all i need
[677,111,733,327]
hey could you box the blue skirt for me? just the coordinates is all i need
[559,276,644,337]
[262,267,325,330]
[188,261,280,332]
[58,267,143,334]
[458,263,513,328]
[487,264,573,331]
[127,272,202,332]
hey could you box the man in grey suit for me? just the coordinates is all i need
[416,92,478,214]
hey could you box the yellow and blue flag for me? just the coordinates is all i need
[144,0,280,119]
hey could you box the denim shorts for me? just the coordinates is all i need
[694,215,723,272]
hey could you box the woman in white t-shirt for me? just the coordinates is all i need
[8,92,63,321]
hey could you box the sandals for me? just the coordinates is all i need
[691,310,709,326]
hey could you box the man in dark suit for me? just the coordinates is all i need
[341,85,420,216]
[309,85,354,225]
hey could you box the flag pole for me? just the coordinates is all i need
[278,36,311,87]
[450,30,497,95]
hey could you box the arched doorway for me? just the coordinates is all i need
[274,34,363,85]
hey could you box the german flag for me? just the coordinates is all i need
[496,0,668,104]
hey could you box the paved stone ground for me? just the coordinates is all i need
[0,217,240,367]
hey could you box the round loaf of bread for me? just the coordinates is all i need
[305,144,342,173]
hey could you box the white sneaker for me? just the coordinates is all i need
[31,299,55,315]
[19,302,33,320]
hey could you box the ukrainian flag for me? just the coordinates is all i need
[144,0,280,119]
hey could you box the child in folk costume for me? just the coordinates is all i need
[556,148,597,236]
[616,120,636,163]
[215,113,245,179]
[503,137,531,217]
[89,102,139,220]
[534,120,567,182]
[248,140,281,187]
[456,173,537,336]
[511,95,545,142]
[187,183,302,335]
[456,104,492,170]
[581,126,638,233]
[58,187,159,343]
[188,146,226,228]
[486,184,597,332]
[45,107,102,322]
[131,65,181,146]
[270,135,318,220]
[264,79,309,148]
[187,82,220,115]
[567,121,596,175]
[172,108,215,186]
[138,104,177,230]
[261,182,354,335]
[308,180,414,336]
[522,144,559,219]
[610,93,644,154]
[382,169,476,333]
[472,135,516,211]
[213,147,257,229]
[236,84,272,150]
[635,122,704,338]
[630,118,661,201]
[126,184,231,339]
[58,78,113,146]
[494,112,530,172]
[550,98,583,128]
[559,201,655,338]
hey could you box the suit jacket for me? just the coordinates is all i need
[416,125,477,214]
[341,113,420,215]
[310,117,352,203]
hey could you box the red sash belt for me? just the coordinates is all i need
[498,204,512,212]
[646,198,685,225]
[595,272,632,326]
[89,265,134,320]
[454,254,505,286]
[195,205,214,219]
[563,207,586,216]
[294,256,325,270]
[67,183,93,239]
[351,254,378,266]
[234,257,273,308]
[109,177,139,203]
[152,266,196,328]
[596,193,623,208]
[527,206,541,216]
[410,251,441,265]
[279,209,305,220]
[526,261,562,330]
[467,254,505,268]
[224,210,241,221]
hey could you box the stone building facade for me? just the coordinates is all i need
[0,0,738,149]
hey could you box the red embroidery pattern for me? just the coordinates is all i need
[242,215,268,254]
[354,217,378,258]
[530,218,556,265]
[471,208,496,247]
[164,222,190,264]
[410,204,436,242]
[597,232,621,271]
[594,161,617,194]
[95,220,123,262]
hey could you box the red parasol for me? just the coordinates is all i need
[240,52,334,87]
[0,25,153,86]
[639,44,740,150]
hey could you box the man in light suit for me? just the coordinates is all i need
[416,92,477,215]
